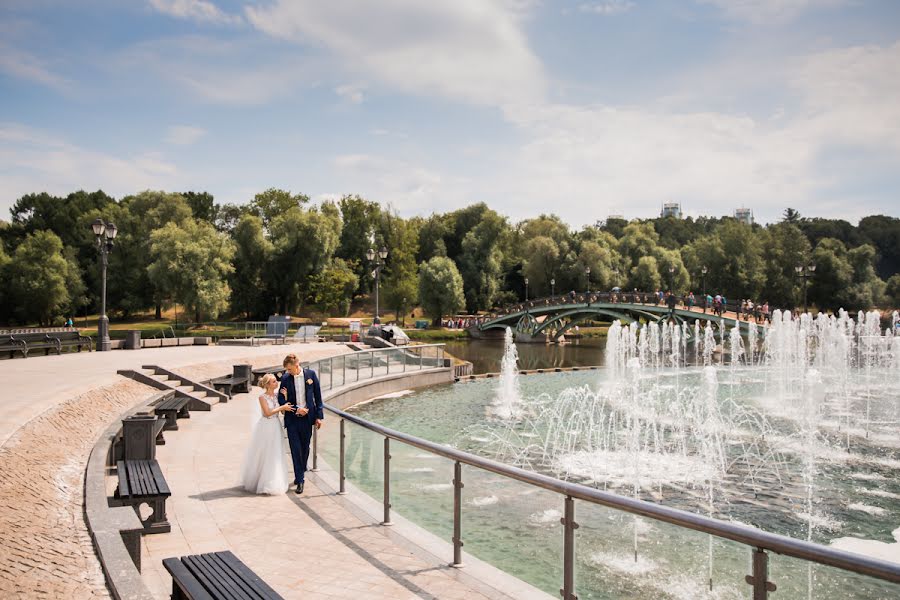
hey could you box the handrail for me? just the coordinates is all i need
[325,404,900,585]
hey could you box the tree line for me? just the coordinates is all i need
[0,188,898,327]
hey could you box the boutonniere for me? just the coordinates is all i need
[306,378,313,385]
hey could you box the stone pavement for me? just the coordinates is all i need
[139,376,522,599]
[0,343,349,598]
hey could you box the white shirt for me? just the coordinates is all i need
[293,372,307,410]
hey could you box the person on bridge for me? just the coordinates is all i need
[666,291,677,315]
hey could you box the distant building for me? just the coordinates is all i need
[660,203,682,219]
[734,208,754,225]
[608,213,624,220]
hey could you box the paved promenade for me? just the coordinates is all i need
[0,343,536,599]
[0,343,349,598]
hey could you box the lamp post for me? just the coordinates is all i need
[668,265,675,293]
[584,266,591,294]
[701,265,708,313]
[366,246,388,324]
[795,264,816,313]
[550,278,555,298]
[524,277,529,302]
[91,218,118,351]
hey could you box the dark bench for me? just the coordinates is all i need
[114,459,171,534]
[2,330,93,357]
[164,550,283,600]
[0,335,28,358]
[153,392,191,435]
[251,365,286,386]
[209,365,252,398]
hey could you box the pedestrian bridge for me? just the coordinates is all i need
[471,293,760,342]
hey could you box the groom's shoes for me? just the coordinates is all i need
[294,482,304,494]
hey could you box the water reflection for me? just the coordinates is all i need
[442,338,607,373]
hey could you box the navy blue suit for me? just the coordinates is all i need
[278,368,324,485]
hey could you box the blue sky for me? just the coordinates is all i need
[2,0,899,226]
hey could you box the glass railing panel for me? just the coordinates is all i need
[342,422,384,498]
[769,546,900,599]
[387,443,456,547]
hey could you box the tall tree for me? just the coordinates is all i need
[382,217,420,322]
[308,258,359,316]
[762,223,812,307]
[230,214,273,319]
[336,195,381,294]
[4,230,82,325]
[182,191,218,223]
[250,188,309,228]
[267,205,341,314]
[458,209,508,311]
[148,220,236,322]
[418,256,465,324]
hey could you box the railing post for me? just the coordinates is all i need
[386,350,391,374]
[342,355,346,386]
[451,461,464,567]
[745,547,776,599]
[560,495,578,600]
[330,356,334,390]
[310,425,318,472]
[371,350,375,379]
[356,353,360,382]
[338,419,346,494]
[420,347,424,370]
[382,437,392,525]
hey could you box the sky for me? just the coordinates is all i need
[1,0,899,227]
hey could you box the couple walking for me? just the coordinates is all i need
[239,353,324,495]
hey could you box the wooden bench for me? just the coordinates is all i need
[0,335,28,358]
[153,393,191,434]
[163,551,283,600]
[3,330,93,357]
[114,459,171,534]
[209,365,252,398]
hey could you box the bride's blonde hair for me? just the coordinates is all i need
[259,373,277,388]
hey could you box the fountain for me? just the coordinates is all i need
[348,309,900,599]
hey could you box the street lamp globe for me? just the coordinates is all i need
[91,218,105,237]
[808,264,816,273]
[105,222,118,240]
[379,247,388,260]
[701,265,708,275]
[366,248,375,261]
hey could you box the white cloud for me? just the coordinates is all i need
[333,153,448,213]
[697,0,847,25]
[579,1,636,16]
[148,0,242,25]
[245,0,544,106]
[0,46,71,92]
[335,83,365,104]
[0,123,181,212]
[164,125,206,145]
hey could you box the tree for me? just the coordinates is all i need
[309,259,359,316]
[382,217,420,322]
[182,191,217,223]
[782,208,802,224]
[458,209,508,311]
[418,257,465,324]
[885,274,900,307]
[808,239,853,312]
[336,195,381,294]
[4,230,82,325]
[215,203,250,233]
[858,215,900,280]
[250,188,309,228]
[148,220,236,322]
[267,206,341,314]
[522,236,560,296]
[763,223,812,307]
[231,214,273,319]
[630,256,662,291]
[416,214,451,262]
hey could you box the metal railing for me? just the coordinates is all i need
[308,350,900,600]
[305,344,446,392]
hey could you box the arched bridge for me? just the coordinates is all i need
[471,293,763,342]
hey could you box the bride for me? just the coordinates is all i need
[240,373,294,495]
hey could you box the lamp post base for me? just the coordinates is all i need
[98,315,111,352]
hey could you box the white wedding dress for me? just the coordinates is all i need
[239,394,288,495]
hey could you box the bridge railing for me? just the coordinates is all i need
[317,378,900,599]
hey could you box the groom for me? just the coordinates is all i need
[278,353,324,494]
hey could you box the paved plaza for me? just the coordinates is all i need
[0,343,534,599]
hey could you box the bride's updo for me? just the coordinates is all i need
[259,373,277,388]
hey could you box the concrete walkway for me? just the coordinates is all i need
[139,370,527,599]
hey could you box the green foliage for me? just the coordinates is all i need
[382,216,420,318]
[458,208,507,311]
[885,274,900,307]
[523,236,560,295]
[309,259,359,316]
[230,214,273,319]
[630,256,662,291]
[418,256,465,322]
[267,205,341,314]
[857,215,900,280]
[336,195,381,293]
[4,230,82,325]
[250,188,310,228]
[148,220,236,321]
[182,191,217,223]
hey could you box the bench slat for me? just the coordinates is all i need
[128,460,146,497]
[163,557,216,600]
[197,554,252,600]
[149,460,171,496]
[116,460,130,498]
[183,555,244,600]
[218,551,283,599]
